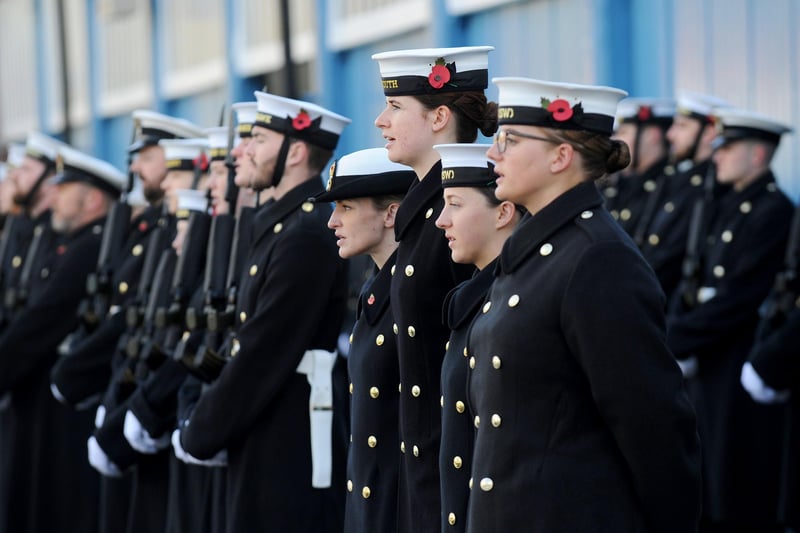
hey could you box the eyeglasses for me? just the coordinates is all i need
[493,128,557,154]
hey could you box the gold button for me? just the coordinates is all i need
[620,208,631,221]
[376,334,385,346]
[231,338,240,357]
[648,234,660,246]
[463,346,468,357]
[469,477,473,489]
[479,477,494,491]
[539,243,553,256]
[644,179,656,192]
[390,265,396,275]
[713,265,725,278]
[469,357,475,369]
[367,435,377,448]
[347,480,353,492]
[411,385,421,397]
[249,264,258,276]
[349,333,353,344]
[398,383,402,393]
[664,165,675,175]
[405,265,414,277]
[445,341,450,351]
[690,174,703,186]
[412,445,419,457]
[580,210,593,219]
[393,323,398,334]
[400,441,405,453]
[721,230,733,243]
[664,201,675,213]
[767,182,777,192]
[453,456,463,469]
[34,226,42,236]
[448,512,456,525]
[508,294,520,307]
[425,207,434,219]
[740,201,752,214]
[349,382,353,394]
[11,255,21,268]
[407,326,416,337]
[440,395,444,407]
[610,210,619,220]
[349,434,352,442]
[301,201,314,212]
[482,301,491,313]
[474,415,480,428]
[455,401,465,413]
[362,486,371,499]
[370,386,379,399]
[492,356,501,369]
[273,222,283,233]
[239,311,247,322]
[40,268,49,279]
[132,244,143,256]
[119,281,129,294]
[491,414,502,427]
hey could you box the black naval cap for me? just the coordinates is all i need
[54,145,125,197]
[433,143,496,189]
[128,110,205,154]
[712,107,792,149]
[315,148,416,203]
[616,97,676,128]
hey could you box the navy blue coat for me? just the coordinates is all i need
[467,182,701,533]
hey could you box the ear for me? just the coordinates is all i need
[700,122,718,145]
[285,140,308,169]
[495,200,517,230]
[549,142,575,174]
[383,202,400,229]
[430,105,452,134]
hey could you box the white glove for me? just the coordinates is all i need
[677,356,699,378]
[123,410,171,454]
[87,436,122,478]
[0,391,10,411]
[94,405,106,429]
[171,428,227,467]
[741,362,791,404]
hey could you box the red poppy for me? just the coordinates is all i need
[292,111,312,130]
[547,99,574,121]
[637,106,652,121]
[428,64,451,89]
[138,221,149,232]
[56,245,67,255]
[367,294,375,306]
[193,152,208,172]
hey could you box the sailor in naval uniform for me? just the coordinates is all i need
[465,76,702,533]
[432,142,521,532]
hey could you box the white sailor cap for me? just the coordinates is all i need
[616,97,675,127]
[53,145,125,197]
[5,142,26,168]
[159,138,210,171]
[175,188,209,219]
[372,46,493,96]
[25,131,70,165]
[675,91,731,122]
[129,110,205,153]
[315,147,415,203]
[253,91,351,150]
[232,101,258,138]
[713,107,792,148]
[494,77,628,136]
[204,126,236,162]
[434,143,496,189]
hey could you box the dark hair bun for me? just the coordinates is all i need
[605,139,631,174]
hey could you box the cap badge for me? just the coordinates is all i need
[637,106,652,121]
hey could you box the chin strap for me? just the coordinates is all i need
[263,136,292,192]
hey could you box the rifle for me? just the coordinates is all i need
[5,222,48,312]
[757,202,800,337]
[132,248,177,378]
[678,163,717,309]
[188,206,255,381]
